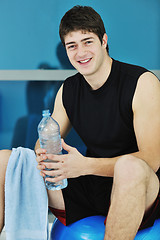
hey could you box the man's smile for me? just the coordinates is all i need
[78,58,92,64]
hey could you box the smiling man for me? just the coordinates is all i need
[0,5,160,240]
[36,6,160,239]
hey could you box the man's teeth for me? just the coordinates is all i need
[79,59,90,63]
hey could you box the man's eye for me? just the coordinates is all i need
[85,41,93,45]
[68,45,76,50]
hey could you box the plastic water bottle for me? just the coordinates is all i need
[38,109,67,190]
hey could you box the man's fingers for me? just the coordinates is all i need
[43,169,62,177]
[36,154,48,163]
[45,175,65,183]
[37,163,46,170]
[35,148,47,156]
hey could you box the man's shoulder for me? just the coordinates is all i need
[132,70,160,113]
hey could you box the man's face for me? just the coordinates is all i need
[64,30,108,79]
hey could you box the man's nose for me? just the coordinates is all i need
[76,45,87,58]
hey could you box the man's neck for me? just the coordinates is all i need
[84,55,113,90]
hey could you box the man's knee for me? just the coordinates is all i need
[0,150,11,179]
[114,155,150,187]
[0,150,11,162]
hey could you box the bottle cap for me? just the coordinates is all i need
[42,109,51,117]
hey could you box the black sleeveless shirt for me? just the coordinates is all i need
[62,59,148,158]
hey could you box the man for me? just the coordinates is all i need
[0,6,160,240]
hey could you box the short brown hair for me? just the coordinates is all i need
[59,5,109,53]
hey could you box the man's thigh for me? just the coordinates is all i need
[114,155,159,214]
[47,189,65,210]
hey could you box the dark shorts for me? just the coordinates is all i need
[49,175,160,230]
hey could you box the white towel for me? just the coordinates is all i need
[5,147,49,240]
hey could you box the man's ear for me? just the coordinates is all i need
[102,33,108,48]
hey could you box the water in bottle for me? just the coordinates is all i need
[38,109,68,190]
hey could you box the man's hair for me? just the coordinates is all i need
[59,5,109,53]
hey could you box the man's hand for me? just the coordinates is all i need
[36,139,87,182]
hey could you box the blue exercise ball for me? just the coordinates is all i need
[135,219,160,240]
[50,216,160,240]
[50,215,106,240]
